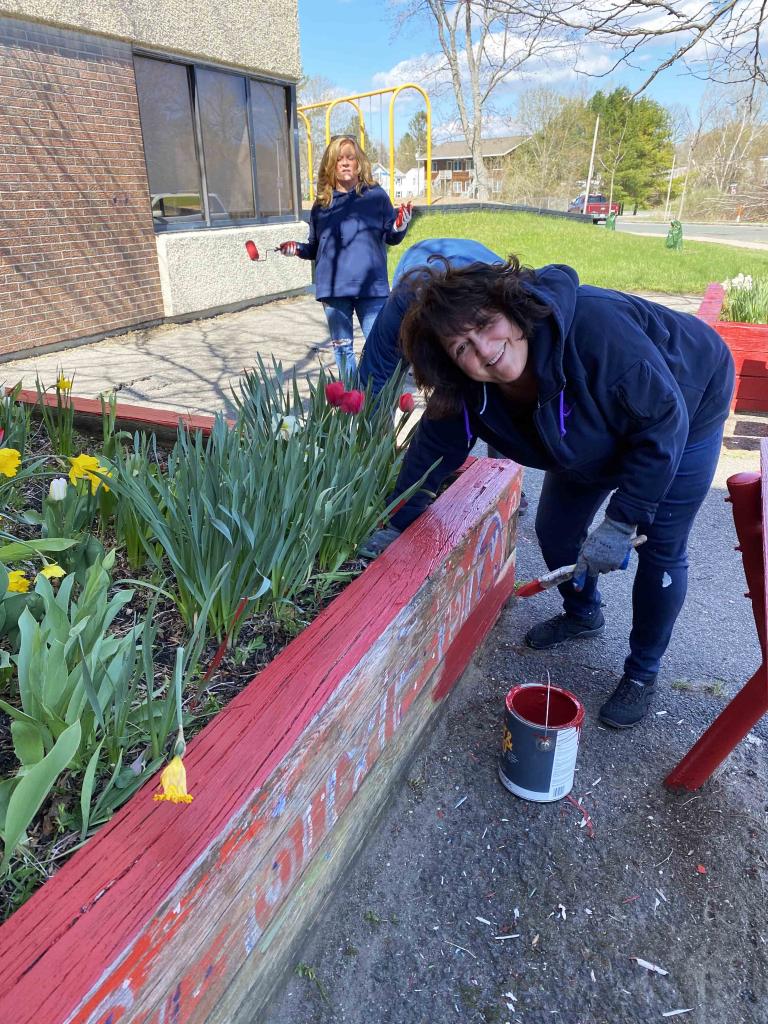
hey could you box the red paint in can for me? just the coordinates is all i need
[498,683,584,802]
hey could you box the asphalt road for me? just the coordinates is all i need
[616,219,768,249]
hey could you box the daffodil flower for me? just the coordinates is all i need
[153,755,194,804]
[7,570,30,593]
[39,563,66,580]
[56,374,73,391]
[0,448,21,478]
[68,453,111,493]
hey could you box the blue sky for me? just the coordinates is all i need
[298,0,708,141]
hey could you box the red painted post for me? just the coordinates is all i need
[665,463,767,790]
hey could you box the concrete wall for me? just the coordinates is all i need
[0,0,300,78]
[155,225,311,318]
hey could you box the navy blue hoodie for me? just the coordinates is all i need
[389,264,734,531]
[297,184,407,300]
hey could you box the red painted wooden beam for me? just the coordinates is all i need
[0,446,521,1024]
[8,388,219,436]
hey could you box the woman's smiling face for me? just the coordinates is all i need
[442,312,529,384]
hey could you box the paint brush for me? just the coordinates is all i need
[515,535,647,598]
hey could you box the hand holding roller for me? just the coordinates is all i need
[516,534,646,598]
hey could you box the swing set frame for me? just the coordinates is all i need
[298,84,432,205]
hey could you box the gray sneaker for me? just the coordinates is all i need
[525,611,605,650]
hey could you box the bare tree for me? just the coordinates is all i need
[394,2,563,199]
[489,1,767,96]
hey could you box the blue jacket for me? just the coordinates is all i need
[389,263,734,531]
[359,238,503,393]
[297,184,407,300]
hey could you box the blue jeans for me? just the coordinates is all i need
[534,427,725,682]
[322,297,387,380]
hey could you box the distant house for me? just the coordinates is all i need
[418,135,528,197]
[371,162,407,195]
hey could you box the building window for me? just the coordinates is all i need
[452,159,464,171]
[134,54,296,230]
[453,180,463,194]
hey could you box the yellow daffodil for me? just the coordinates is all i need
[68,453,111,494]
[7,570,30,593]
[153,755,194,804]
[0,448,21,478]
[56,374,73,391]
[39,563,66,580]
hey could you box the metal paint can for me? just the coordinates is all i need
[498,683,584,802]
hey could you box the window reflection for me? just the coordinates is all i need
[197,69,255,221]
[250,80,295,218]
[134,56,203,225]
[134,55,295,229]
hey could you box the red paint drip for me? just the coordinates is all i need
[565,794,595,838]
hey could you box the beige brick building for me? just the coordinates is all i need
[0,2,309,358]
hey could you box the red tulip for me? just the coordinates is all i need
[0,428,4,444]
[339,389,365,414]
[325,381,346,407]
[398,392,415,413]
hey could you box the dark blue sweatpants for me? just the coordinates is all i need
[534,427,725,682]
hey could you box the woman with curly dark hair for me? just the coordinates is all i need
[379,255,734,729]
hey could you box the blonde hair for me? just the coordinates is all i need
[315,136,375,208]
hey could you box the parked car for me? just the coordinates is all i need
[567,193,622,223]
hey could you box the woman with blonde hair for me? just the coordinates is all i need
[279,135,412,378]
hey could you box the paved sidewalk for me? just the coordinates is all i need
[0,291,703,415]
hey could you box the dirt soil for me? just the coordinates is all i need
[267,445,768,1024]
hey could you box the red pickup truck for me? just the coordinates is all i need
[567,194,622,223]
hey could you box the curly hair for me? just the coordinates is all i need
[315,136,375,208]
[399,256,551,417]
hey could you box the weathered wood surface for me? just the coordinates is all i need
[696,284,768,413]
[0,456,521,1024]
[9,388,218,438]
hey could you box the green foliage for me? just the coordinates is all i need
[35,373,76,457]
[587,88,674,207]
[0,383,30,457]
[397,110,427,170]
[110,433,164,570]
[108,362,425,641]
[0,554,215,868]
[722,275,768,324]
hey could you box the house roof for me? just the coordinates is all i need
[418,135,528,161]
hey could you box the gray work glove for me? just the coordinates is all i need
[360,526,402,558]
[573,516,637,588]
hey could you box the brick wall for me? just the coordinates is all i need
[0,17,165,357]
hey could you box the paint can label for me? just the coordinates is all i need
[498,683,583,803]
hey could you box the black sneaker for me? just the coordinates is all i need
[599,675,657,729]
[525,610,605,650]
[518,490,529,516]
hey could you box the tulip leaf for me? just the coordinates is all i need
[0,538,77,563]
[2,720,81,867]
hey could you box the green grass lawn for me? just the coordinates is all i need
[389,212,768,296]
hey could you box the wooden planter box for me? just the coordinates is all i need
[698,283,768,413]
[0,396,522,1024]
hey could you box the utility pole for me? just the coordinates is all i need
[677,149,693,220]
[663,154,676,220]
[583,114,599,208]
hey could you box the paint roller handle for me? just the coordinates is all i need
[277,240,298,256]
